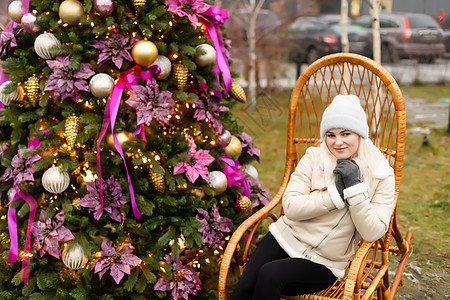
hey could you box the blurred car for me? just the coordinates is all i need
[355,13,446,63]
[286,15,372,65]
[444,30,450,54]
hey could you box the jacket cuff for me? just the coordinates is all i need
[327,183,346,210]
[344,182,368,206]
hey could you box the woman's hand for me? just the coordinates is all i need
[333,160,361,188]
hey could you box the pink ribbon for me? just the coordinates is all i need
[202,6,232,97]
[219,156,251,211]
[21,0,30,16]
[7,188,37,284]
[96,66,161,220]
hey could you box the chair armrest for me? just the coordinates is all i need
[218,161,294,300]
[343,240,387,300]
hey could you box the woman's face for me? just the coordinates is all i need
[325,129,360,160]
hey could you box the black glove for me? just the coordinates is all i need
[335,172,345,200]
[333,159,361,188]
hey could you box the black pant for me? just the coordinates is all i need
[229,233,337,300]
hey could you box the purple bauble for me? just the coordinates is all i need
[216,130,232,146]
[94,0,114,16]
[21,13,40,34]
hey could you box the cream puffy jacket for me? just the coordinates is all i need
[269,142,395,277]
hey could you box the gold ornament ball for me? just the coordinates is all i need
[238,196,252,214]
[107,131,131,149]
[224,136,242,158]
[132,40,158,66]
[59,0,85,25]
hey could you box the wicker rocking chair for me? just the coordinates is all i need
[218,53,413,300]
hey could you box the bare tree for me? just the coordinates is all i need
[340,0,349,53]
[369,0,381,64]
[246,0,266,110]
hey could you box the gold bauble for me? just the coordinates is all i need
[131,40,158,66]
[173,63,188,91]
[230,81,247,103]
[133,0,147,10]
[26,75,40,106]
[65,115,80,147]
[106,131,131,149]
[224,136,242,158]
[149,169,165,193]
[35,118,49,131]
[238,196,252,214]
[59,0,85,25]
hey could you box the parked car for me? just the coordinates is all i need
[355,13,446,63]
[285,15,372,65]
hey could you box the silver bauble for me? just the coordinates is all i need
[8,0,22,23]
[216,130,232,146]
[151,55,172,80]
[21,12,40,33]
[194,44,216,67]
[42,166,70,194]
[241,165,258,179]
[207,171,228,195]
[94,0,114,16]
[89,73,115,98]
[34,32,61,60]
[62,243,88,270]
[0,81,24,106]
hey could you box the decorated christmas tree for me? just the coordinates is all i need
[0,0,272,298]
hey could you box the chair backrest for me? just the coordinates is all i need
[286,53,406,207]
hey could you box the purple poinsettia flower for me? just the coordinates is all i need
[247,176,272,207]
[196,204,231,248]
[125,79,175,126]
[0,148,41,189]
[31,210,75,258]
[44,55,95,102]
[77,175,128,222]
[165,0,210,27]
[92,32,138,69]
[173,138,214,183]
[0,28,22,57]
[191,95,228,133]
[93,239,141,284]
[154,254,201,299]
[236,132,261,162]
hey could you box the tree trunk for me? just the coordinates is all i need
[246,0,265,110]
[340,0,349,53]
[371,0,381,64]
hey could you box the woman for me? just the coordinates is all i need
[229,94,395,299]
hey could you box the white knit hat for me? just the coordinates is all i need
[320,94,369,139]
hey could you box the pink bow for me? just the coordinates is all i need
[219,156,251,212]
[201,6,232,98]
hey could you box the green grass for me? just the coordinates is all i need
[230,86,449,298]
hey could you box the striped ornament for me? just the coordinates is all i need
[62,243,88,270]
[42,166,70,194]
